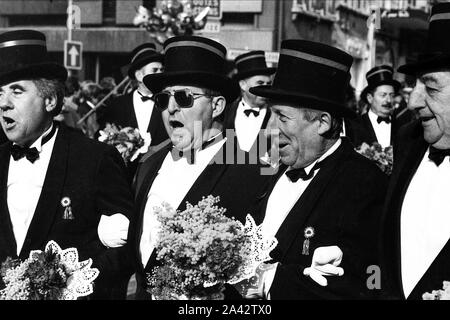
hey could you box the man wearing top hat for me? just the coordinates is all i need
[99,42,168,150]
[243,39,387,299]
[345,65,412,149]
[380,2,450,300]
[129,35,273,299]
[99,43,169,182]
[0,30,134,299]
[223,51,276,154]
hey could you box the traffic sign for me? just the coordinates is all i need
[64,40,82,70]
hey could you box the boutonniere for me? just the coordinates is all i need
[302,227,315,255]
[61,197,74,220]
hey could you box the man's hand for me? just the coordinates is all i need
[97,214,129,248]
[303,246,344,286]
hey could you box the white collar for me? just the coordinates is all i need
[290,138,342,175]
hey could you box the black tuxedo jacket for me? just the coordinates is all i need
[223,98,271,160]
[0,125,135,299]
[345,109,413,149]
[0,128,6,145]
[129,136,273,299]
[98,91,168,147]
[380,120,450,300]
[257,138,388,299]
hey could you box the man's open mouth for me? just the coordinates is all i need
[169,120,184,128]
[2,116,15,129]
[420,116,435,123]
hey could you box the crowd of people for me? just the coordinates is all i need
[1,2,450,301]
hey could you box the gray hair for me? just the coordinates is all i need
[32,78,65,116]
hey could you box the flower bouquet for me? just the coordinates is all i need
[147,195,277,300]
[98,123,145,164]
[0,241,99,300]
[423,281,450,300]
[355,142,393,175]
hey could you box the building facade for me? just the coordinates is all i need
[0,0,436,95]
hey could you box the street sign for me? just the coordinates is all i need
[64,40,82,70]
[192,0,222,20]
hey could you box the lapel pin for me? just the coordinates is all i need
[61,197,74,220]
[302,226,315,255]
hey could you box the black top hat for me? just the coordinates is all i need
[234,50,276,80]
[127,43,164,79]
[360,65,400,103]
[250,39,355,118]
[143,36,239,102]
[398,3,450,75]
[0,30,67,86]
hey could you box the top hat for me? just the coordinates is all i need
[360,65,400,103]
[143,36,239,102]
[233,50,276,80]
[250,39,355,118]
[127,43,164,79]
[398,3,450,75]
[0,30,67,86]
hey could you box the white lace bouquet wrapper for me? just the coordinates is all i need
[205,214,278,287]
[1,240,99,300]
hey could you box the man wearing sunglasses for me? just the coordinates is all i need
[129,36,274,299]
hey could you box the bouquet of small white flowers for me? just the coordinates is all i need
[0,241,99,300]
[98,123,145,164]
[355,142,393,175]
[147,195,277,300]
[423,281,450,300]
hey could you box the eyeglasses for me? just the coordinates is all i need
[154,89,214,110]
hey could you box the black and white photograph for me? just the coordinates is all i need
[0,0,449,311]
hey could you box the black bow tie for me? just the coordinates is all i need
[377,116,391,124]
[244,109,260,117]
[138,91,153,102]
[428,146,450,166]
[11,145,39,163]
[285,161,323,182]
[10,124,57,163]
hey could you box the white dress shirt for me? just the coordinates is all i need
[261,139,342,298]
[133,90,153,147]
[7,125,57,255]
[368,110,391,148]
[234,99,267,152]
[140,137,227,267]
[401,149,450,298]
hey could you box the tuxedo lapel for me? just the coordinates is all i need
[273,142,348,261]
[124,93,138,129]
[19,126,69,258]
[133,145,170,272]
[362,113,378,143]
[224,99,240,130]
[0,142,17,259]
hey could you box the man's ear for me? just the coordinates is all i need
[211,96,226,119]
[366,92,374,104]
[135,69,144,83]
[239,79,247,91]
[317,112,332,136]
[44,95,58,113]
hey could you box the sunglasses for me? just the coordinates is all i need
[154,89,214,110]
